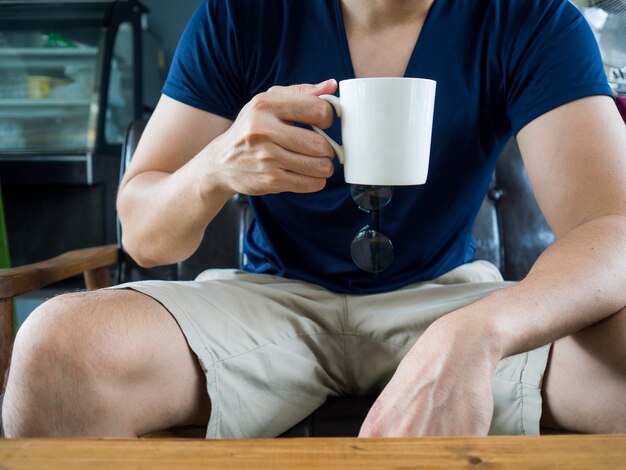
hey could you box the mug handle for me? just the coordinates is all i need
[312,94,345,164]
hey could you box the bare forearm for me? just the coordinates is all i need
[116,82,339,268]
[446,215,626,359]
[117,148,233,267]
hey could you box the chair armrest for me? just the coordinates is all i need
[0,244,120,299]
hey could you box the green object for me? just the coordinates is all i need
[0,184,10,269]
[43,32,77,48]
[0,184,16,332]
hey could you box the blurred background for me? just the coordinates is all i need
[0,0,201,324]
[571,0,626,97]
[141,0,201,110]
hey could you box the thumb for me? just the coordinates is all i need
[268,79,338,96]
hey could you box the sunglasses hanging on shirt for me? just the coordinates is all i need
[350,185,395,274]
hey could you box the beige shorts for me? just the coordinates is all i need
[113,260,550,438]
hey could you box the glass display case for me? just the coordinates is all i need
[0,0,146,184]
[0,0,146,267]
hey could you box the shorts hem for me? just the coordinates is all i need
[520,343,552,435]
[491,343,552,435]
[107,282,224,438]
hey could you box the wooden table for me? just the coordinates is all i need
[1,435,625,469]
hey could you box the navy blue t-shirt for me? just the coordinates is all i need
[163,0,612,293]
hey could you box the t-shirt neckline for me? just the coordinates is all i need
[332,0,441,79]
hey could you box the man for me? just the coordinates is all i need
[3,0,625,437]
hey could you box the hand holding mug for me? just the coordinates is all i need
[211,80,338,196]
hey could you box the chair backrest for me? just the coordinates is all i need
[471,138,556,280]
[119,120,555,282]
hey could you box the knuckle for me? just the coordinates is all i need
[310,177,327,192]
[311,101,328,122]
[320,103,335,127]
[250,93,271,112]
[263,173,283,190]
[257,151,274,164]
[242,128,261,146]
[242,119,267,146]
[321,158,334,177]
[249,152,274,175]
[312,134,332,155]
[294,84,312,95]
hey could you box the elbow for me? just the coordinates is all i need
[120,222,194,268]
[117,194,164,268]
[121,233,163,268]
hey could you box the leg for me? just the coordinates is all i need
[541,307,626,433]
[2,289,210,437]
[120,272,348,438]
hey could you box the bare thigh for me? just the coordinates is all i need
[100,289,212,433]
[541,308,626,433]
[4,288,210,437]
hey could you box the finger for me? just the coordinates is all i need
[268,79,337,96]
[270,93,335,128]
[269,123,335,158]
[270,169,329,194]
[261,142,334,180]
[250,92,335,128]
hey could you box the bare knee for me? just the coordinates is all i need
[542,307,626,434]
[2,291,136,437]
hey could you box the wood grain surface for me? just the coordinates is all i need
[0,435,624,469]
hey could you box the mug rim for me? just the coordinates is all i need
[339,77,436,86]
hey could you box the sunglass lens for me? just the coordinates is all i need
[350,227,394,273]
[350,185,393,212]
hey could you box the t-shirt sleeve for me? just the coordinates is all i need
[504,0,613,134]
[162,0,246,120]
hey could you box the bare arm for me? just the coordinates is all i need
[117,81,337,267]
[448,95,626,357]
[361,95,626,436]
[117,96,233,267]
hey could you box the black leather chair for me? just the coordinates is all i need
[119,120,555,437]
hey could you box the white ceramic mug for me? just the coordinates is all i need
[313,77,436,186]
